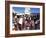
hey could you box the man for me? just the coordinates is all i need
[35,19,40,29]
[18,16,24,30]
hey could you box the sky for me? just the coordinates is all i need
[13,7,40,14]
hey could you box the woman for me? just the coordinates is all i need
[24,16,35,30]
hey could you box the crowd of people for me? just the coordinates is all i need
[12,13,40,31]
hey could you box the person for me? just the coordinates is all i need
[24,16,35,30]
[35,19,40,29]
[13,16,19,30]
[31,16,35,29]
[18,16,24,30]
